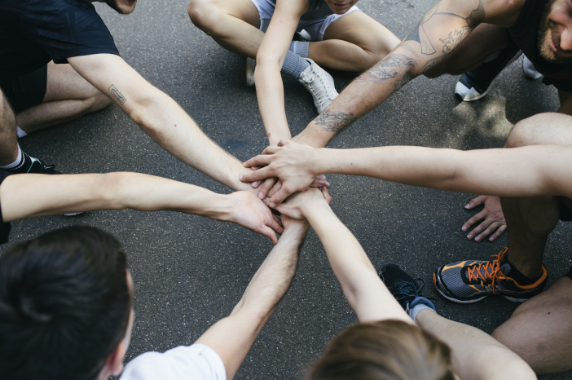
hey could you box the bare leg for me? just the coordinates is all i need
[424,23,507,78]
[16,61,111,134]
[0,90,18,165]
[189,0,399,72]
[311,12,400,72]
[492,277,572,374]
[416,309,536,380]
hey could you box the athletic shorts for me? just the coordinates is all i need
[0,65,47,114]
[249,0,361,41]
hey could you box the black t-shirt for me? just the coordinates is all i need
[0,172,12,245]
[0,0,119,79]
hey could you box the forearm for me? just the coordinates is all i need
[302,200,410,323]
[0,172,232,222]
[255,61,292,145]
[233,222,308,317]
[416,310,536,380]
[312,145,563,197]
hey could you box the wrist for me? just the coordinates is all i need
[300,198,330,219]
[203,193,234,221]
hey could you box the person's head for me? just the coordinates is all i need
[93,0,138,15]
[323,0,360,15]
[305,320,455,380]
[0,226,134,380]
[539,0,572,63]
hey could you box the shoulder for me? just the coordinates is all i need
[120,344,226,380]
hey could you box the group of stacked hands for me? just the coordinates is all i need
[1,0,571,379]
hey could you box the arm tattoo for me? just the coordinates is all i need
[439,27,470,55]
[404,0,484,55]
[393,72,413,91]
[108,84,126,105]
[357,54,416,83]
[314,110,357,133]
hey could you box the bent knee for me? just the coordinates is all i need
[188,0,223,35]
[88,92,112,112]
[506,113,565,147]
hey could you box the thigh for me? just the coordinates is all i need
[492,276,572,375]
[196,0,261,27]
[322,11,399,55]
[43,61,103,103]
[424,23,508,77]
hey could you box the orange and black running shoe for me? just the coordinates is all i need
[433,248,547,304]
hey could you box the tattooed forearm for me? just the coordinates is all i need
[439,26,470,55]
[314,110,357,133]
[357,54,416,83]
[108,85,126,105]
[392,72,413,91]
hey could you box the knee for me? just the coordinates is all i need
[187,0,222,35]
[88,92,112,112]
[506,112,569,147]
[506,114,548,148]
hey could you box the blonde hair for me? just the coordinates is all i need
[304,320,454,380]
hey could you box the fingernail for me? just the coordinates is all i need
[269,201,276,208]
[464,204,470,208]
[258,192,264,199]
[489,237,494,241]
[475,236,481,242]
[467,234,473,239]
[462,226,467,231]
[325,181,330,187]
[240,175,243,180]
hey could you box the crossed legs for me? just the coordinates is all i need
[187,0,399,72]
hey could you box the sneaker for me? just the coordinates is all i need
[298,58,338,113]
[2,153,59,175]
[433,248,547,304]
[522,56,542,80]
[455,39,522,101]
[380,263,427,311]
[246,57,255,87]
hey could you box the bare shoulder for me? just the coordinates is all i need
[481,0,527,27]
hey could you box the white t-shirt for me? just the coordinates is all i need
[120,344,226,380]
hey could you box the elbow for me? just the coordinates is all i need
[94,172,132,210]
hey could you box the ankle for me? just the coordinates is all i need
[506,254,543,279]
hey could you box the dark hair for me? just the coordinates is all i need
[0,226,132,380]
[305,320,455,380]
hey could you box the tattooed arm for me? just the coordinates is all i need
[67,54,252,191]
[293,0,523,148]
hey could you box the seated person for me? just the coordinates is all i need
[276,189,535,380]
[240,111,572,375]
[0,0,255,195]
[188,0,399,143]
[0,170,283,245]
[0,219,307,380]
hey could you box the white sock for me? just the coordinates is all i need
[0,145,23,169]
[16,126,27,138]
[409,303,435,322]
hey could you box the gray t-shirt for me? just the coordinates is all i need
[270,0,333,22]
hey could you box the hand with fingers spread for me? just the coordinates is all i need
[240,140,330,206]
[462,195,507,242]
[224,191,284,244]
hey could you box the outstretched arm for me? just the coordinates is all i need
[293,0,520,148]
[195,218,308,379]
[276,189,411,324]
[68,54,253,191]
[0,172,282,243]
[241,141,572,205]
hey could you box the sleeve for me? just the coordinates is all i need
[24,0,119,64]
[0,171,12,245]
[119,343,227,380]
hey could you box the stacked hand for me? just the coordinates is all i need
[240,140,328,207]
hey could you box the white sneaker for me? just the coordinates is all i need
[246,57,255,86]
[522,56,542,80]
[298,59,338,113]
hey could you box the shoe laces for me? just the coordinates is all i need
[389,277,425,308]
[301,64,337,104]
[466,247,509,292]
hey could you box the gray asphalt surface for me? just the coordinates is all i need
[2,0,571,378]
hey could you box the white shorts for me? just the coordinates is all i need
[249,0,361,41]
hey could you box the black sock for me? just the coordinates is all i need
[500,253,541,285]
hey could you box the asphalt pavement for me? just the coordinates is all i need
[2,0,571,378]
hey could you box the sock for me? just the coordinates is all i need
[408,297,436,322]
[16,126,27,138]
[281,51,310,79]
[0,145,25,170]
[499,254,541,286]
[289,41,309,58]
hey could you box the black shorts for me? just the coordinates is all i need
[560,202,572,222]
[0,65,47,114]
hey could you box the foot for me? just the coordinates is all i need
[298,59,338,113]
[2,154,59,174]
[246,57,255,87]
[433,248,547,304]
[522,56,542,80]
[455,43,522,101]
[380,263,428,311]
